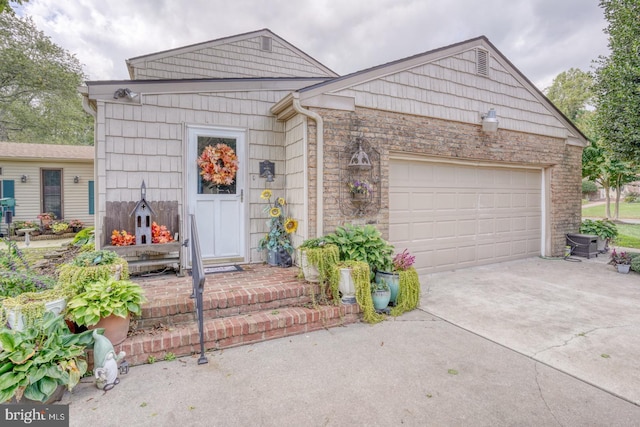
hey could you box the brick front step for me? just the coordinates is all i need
[116,303,360,365]
[136,281,318,329]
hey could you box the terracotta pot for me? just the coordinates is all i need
[89,314,130,345]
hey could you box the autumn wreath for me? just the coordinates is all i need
[197,143,239,186]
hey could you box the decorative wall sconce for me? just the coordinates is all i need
[73,176,80,184]
[481,108,499,133]
[348,141,372,169]
[20,175,28,183]
[259,160,275,183]
[113,88,138,100]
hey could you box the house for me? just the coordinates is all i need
[80,29,587,275]
[0,142,94,234]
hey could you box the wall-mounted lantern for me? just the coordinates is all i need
[259,160,275,182]
[20,175,28,183]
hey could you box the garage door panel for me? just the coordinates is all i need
[390,159,542,274]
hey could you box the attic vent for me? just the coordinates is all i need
[261,36,272,52]
[476,49,489,76]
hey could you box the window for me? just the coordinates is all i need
[42,169,62,219]
[88,180,94,215]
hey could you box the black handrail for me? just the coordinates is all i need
[188,214,208,365]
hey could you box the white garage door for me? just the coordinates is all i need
[389,159,542,275]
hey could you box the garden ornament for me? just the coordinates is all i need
[92,329,127,391]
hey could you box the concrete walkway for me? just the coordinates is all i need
[61,255,640,426]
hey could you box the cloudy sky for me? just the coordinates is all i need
[18,0,609,91]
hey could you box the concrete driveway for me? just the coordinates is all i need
[422,253,640,406]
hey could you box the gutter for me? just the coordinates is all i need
[78,86,96,117]
[291,94,324,237]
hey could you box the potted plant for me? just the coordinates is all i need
[374,249,415,304]
[324,224,394,281]
[298,238,339,283]
[609,248,632,274]
[579,219,618,252]
[68,219,84,232]
[58,249,130,297]
[65,276,146,345]
[10,220,40,236]
[370,278,391,310]
[37,212,56,231]
[51,220,70,235]
[1,287,67,331]
[347,179,372,201]
[0,311,94,403]
[257,189,298,266]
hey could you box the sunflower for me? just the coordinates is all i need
[277,197,286,206]
[269,207,281,217]
[261,189,272,200]
[284,218,298,234]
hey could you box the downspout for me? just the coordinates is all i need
[291,94,324,237]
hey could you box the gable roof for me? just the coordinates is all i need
[0,142,94,162]
[294,36,587,146]
[125,29,339,80]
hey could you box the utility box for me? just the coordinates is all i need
[566,233,598,259]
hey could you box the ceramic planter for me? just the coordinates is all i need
[617,264,631,274]
[267,249,280,266]
[371,289,391,310]
[300,250,320,283]
[338,268,356,304]
[375,271,400,304]
[6,297,67,331]
[89,314,130,345]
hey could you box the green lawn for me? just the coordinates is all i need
[582,202,640,218]
[581,202,640,249]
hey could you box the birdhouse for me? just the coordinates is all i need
[130,181,155,245]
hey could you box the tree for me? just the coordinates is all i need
[582,138,637,219]
[0,13,93,145]
[593,0,640,164]
[545,68,594,123]
[0,0,27,14]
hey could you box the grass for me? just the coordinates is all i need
[582,202,640,218]
[582,202,640,249]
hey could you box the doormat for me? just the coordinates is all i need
[203,265,243,275]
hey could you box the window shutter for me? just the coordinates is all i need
[2,180,15,214]
[88,180,94,215]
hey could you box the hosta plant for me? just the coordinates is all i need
[0,311,94,403]
[65,277,146,327]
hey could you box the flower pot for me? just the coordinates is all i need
[596,237,607,253]
[375,271,400,304]
[338,268,356,304]
[300,250,320,283]
[89,314,130,345]
[351,192,369,202]
[371,289,391,310]
[267,249,280,266]
[6,297,67,331]
[617,264,631,274]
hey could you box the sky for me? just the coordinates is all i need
[17,0,610,91]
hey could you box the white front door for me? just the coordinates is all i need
[188,126,246,262]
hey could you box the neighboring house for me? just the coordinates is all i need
[80,29,587,275]
[0,142,95,231]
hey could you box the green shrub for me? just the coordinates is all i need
[0,271,56,298]
[631,254,640,273]
[624,192,640,203]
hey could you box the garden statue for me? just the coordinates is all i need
[93,329,127,391]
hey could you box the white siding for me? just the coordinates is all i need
[0,160,94,225]
[284,115,306,250]
[96,90,290,262]
[330,50,568,139]
[132,36,334,80]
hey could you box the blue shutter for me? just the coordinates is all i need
[88,180,94,215]
[2,180,15,214]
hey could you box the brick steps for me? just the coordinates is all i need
[118,304,360,365]
[112,264,362,365]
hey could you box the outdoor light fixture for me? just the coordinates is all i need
[259,160,275,183]
[113,88,138,100]
[20,175,28,183]
[73,176,80,183]
[481,108,499,133]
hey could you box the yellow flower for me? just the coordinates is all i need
[269,207,281,217]
[277,197,286,206]
[261,189,272,200]
[284,218,298,234]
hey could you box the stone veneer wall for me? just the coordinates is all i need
[305,106,582,257]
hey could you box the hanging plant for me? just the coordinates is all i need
[328,260,370,309]
[300,243,339,305]
[197,143,239,186]
[390,267,421,316]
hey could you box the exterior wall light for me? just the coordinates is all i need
[481,108,499,133]
[74,176,80,183]
[259,160,275,183]
[113,88,138,100]
[20,175,28,183]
